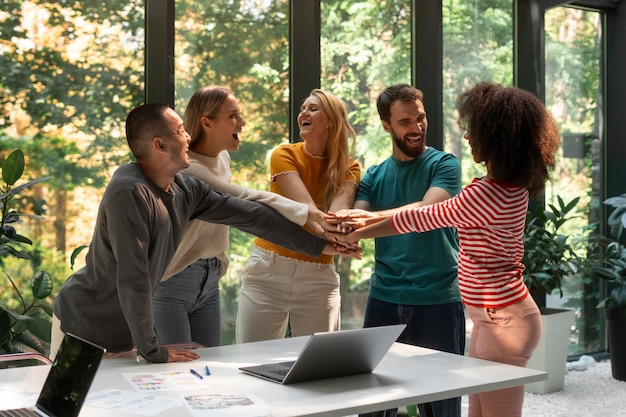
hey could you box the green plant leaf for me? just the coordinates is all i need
[70,245,88,270]
[1,149,25,185]
[12,331,48,355]
[4,245,33,259]
[610,286,626,309]
[23,317,52,343]
[2,211,20,224]
[4,310,32,322]
[9,176,52,196]
[31,270,53,299]
[562,196,580,213]
[604,195,626,207]
[4,310,31,335]
[10,234,33,245]
[38,304,53,316]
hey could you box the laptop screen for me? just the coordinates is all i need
[36,334,105,417]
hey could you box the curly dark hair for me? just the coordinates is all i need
[456,82,560,196]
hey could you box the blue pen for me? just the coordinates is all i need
[205,365,211,376]
[189,368,203,380]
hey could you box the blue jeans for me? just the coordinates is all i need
[152,258,221,347]
[359,297,466,417]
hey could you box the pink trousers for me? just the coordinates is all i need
[466,296,542,417]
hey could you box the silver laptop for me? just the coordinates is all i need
[239,324,406,384]
[0,333,106,417]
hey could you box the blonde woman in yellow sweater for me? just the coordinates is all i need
[236,89,361,343]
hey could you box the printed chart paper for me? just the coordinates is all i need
[123,371,205,392]
[181,393,270,417]
[86,389,182,416]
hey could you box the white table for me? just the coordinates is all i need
[0,337,546,416]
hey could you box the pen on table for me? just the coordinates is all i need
[205,365,211,376]
[189,368,203,380]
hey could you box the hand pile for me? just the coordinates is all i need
[317,209,382,260]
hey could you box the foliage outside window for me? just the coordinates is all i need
[1,1,145,349]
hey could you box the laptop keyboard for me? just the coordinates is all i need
[0,409,41,417]
[270,367,290,377]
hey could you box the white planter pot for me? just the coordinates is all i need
[525,307,575,394]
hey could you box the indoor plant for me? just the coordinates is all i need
[592,194,626,381]
[522,195,583,393]
[0,149,53,355]
[522,195,583,304]
[604,192,626,244]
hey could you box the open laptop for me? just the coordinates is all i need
[0,333,106,417]
[239,324,406,384]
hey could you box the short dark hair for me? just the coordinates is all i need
[376,84,424,123]
[125,103,172,159]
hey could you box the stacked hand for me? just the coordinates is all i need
[315,208,389,259]
[326,209,384,233]
[323,209,385,247]
[307,207,360,259]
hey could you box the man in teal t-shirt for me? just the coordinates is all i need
[355,84,464,417]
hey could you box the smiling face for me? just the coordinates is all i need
[203,94,246,154]
[383,99,428,161]
[297,95,331,143]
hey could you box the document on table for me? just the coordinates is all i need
[86,389,182,416]
[181,393,270,417]
[123,371,205,392]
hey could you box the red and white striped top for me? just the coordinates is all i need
[391,177,530,308]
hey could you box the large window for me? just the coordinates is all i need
[0,1,144,305]
[320,0,411,328]
[174,0,291,343]
[443,0,514,184]
[543,6,603,356]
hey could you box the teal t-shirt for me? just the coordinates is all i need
[356,147,462,305]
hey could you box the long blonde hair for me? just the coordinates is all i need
[308,89,358,211]
[183,86,234,148]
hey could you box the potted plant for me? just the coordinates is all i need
[604,192,626,244]
[591,193,626,381]
[522,196,582,394]
[0,149,53,356]
[522,196,583,304]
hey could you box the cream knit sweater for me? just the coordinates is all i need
[161,150,308,281]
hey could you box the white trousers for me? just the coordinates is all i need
[49,313,64,360]
[236,246,341,343]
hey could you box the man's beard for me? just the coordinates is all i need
[392,131,426,159]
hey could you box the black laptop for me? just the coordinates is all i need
[239,324,406,384]
[0,333,106,417]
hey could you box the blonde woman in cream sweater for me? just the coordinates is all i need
[152,86,331,347]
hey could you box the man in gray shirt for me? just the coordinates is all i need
[51,103,360,363]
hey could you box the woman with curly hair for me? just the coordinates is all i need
[236,89,361,343]
[328,82,560,417]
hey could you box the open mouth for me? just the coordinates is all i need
[300,120,312,127]
[406,135,421,145]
